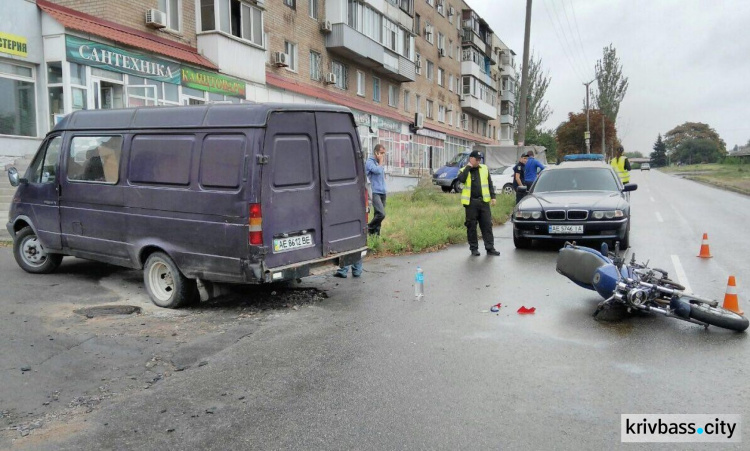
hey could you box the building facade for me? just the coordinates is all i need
[1,0,517,174]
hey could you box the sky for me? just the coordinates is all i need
[469,0,750,153]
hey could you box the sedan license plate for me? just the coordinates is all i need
[549,225,584,234]
[273,234,314,253]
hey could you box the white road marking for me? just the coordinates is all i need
[655,212,664,222]
[671,255,693,294]
[650,197,655,202]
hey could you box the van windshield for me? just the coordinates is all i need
[446,153,468,167]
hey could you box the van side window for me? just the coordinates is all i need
[27,135,62,183]
[200,134,245,189]
[68,136,124,184]
[129,135,194,186]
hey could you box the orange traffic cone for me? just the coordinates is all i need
[722,276,744,316]
[697,233,713,258]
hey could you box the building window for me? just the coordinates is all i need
[309,0,318,19]
[404,90,410,112]
[200,0,264,47]
[426,0,434,6]
[448,40,454,58]
[436,0,445,15]
[437,32,444,52]
[284,41,298,71]
[426,99,434,119]
[310,51,321,80]
[331,61,347,90]
[461,113,468,130]
[357,70,365,96]
[448,109,453,126]
[0,61,37,137]
[388,85,399,107]
[425,21,433,44]
[158,0,181,31]
[448,4,454,23]
[284,0,296,9]
[372,77,381,102]
[438,104,445,123]
[415,94,421,114]
[426,60,434,81]
[414,14,420,35]
[448,74,454,92]
[438,67,444,86]
[415,53,422,75]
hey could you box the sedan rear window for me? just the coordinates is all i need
[533,168,619,193]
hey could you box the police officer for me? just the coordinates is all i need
[456,150,501,256]
[610,146,631,184]
[513,153,528,204]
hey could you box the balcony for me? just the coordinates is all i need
[500,113,514,125]
[500,89,514,102]
[197,32,265,85]
[461,61,494,88]
[326,23,416,82]
[461,95,497,120]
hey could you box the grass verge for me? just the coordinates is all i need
[660,163,750,196]
[367,180,515,256]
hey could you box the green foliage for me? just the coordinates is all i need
[368,182,515,255]
[594,44,629,123]
[673,138,725,164]
[650,134,668,167]
[555,110,617,157]
[664,122,726,152]
[526,129,558,162]
[624,151,643,159]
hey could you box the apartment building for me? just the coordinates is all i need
[1,0,517,172]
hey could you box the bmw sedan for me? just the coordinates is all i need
[511,162,637,249]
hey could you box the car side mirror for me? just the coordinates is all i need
[516,185,527,194]
[7,167,26,187]
[623,183,638,192]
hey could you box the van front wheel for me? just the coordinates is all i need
[13,227,63,274]
[144,252,197,308]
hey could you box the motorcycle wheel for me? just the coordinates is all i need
[689,303,749,332]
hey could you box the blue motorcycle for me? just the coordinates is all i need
[556,242,749,332]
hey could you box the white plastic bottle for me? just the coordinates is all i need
[414,266,424,299]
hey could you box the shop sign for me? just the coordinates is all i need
[181,67,245,97]
[416,128,447,141]
[66,35,181,84]
[351,109,372,127]
[0,32,27,57]
[376,116,401,132]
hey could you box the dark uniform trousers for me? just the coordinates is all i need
[465,198,495,251]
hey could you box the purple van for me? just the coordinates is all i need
[6,104,368,308]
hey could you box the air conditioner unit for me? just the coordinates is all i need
[145,9,167,29]
[438,48,446,58]
[414,113,424,129]
[319,20,332,33]
[325,72,337,84]
[273,52,289,67]
[255,0,265,6]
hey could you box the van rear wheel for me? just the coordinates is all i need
[143,252,197,308]
[13,226,63,274]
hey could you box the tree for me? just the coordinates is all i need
[555,110,617,157]
[526,128,558,162]
[514,52,552,143]
[650,134,668,167]
[663,122,726,164]
[594,44,629,123]
[624,151,644,159]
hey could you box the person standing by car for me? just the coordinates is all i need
[335,144,386,278]
[522,150,545,189]
[513,153,528,204]
[456,150,501,256]
[610,146,631,183]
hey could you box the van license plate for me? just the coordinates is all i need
[549,225,584,234]
[273,234,314,253]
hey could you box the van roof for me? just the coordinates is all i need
[53,103,353,131]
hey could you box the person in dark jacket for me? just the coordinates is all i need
[513,153,528,204]
[456,150,500,256]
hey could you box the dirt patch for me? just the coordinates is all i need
[75,305,142,318]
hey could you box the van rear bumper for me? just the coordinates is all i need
[258,247,369,283]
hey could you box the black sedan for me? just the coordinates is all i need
[512,162,637,249]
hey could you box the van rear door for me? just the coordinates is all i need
[260,111,366,270]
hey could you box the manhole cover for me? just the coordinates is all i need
[75,305,142,318]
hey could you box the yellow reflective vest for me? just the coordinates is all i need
[611,156,630,183]
[460,164,491,205]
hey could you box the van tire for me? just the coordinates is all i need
[13,227,63,274]
[143,252,197,308]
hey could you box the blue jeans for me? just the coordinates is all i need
[337,259,363,277]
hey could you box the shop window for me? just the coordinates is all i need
[0,61,37,137]
[68,136,124,184]
[47,62,62,84]
[158,0,181,31]
[48,87,64,129]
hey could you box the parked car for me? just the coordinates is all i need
[512,162,637,249]
[6,104,368,308]
[490,166,516,196]
[432,151,470,192]
[641,162,651,171]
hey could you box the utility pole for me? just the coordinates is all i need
[516,0,532,147]
[583,80,594,154]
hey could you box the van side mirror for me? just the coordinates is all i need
[623,183,638,192]
[7,167,25,187]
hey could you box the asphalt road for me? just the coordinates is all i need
[1,170,748,450]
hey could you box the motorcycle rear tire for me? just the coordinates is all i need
[689,303,749,332]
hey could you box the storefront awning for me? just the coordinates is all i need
[37,0,217,70]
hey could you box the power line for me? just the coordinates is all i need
[541,0,587,82]
[568,0,592,69]
[560,0,592,78]
[546,0,590,80]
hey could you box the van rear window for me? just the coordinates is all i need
[322,134,357,182]
[200,135,245,189]
[271,135,313,188]
[129,135,194,186]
